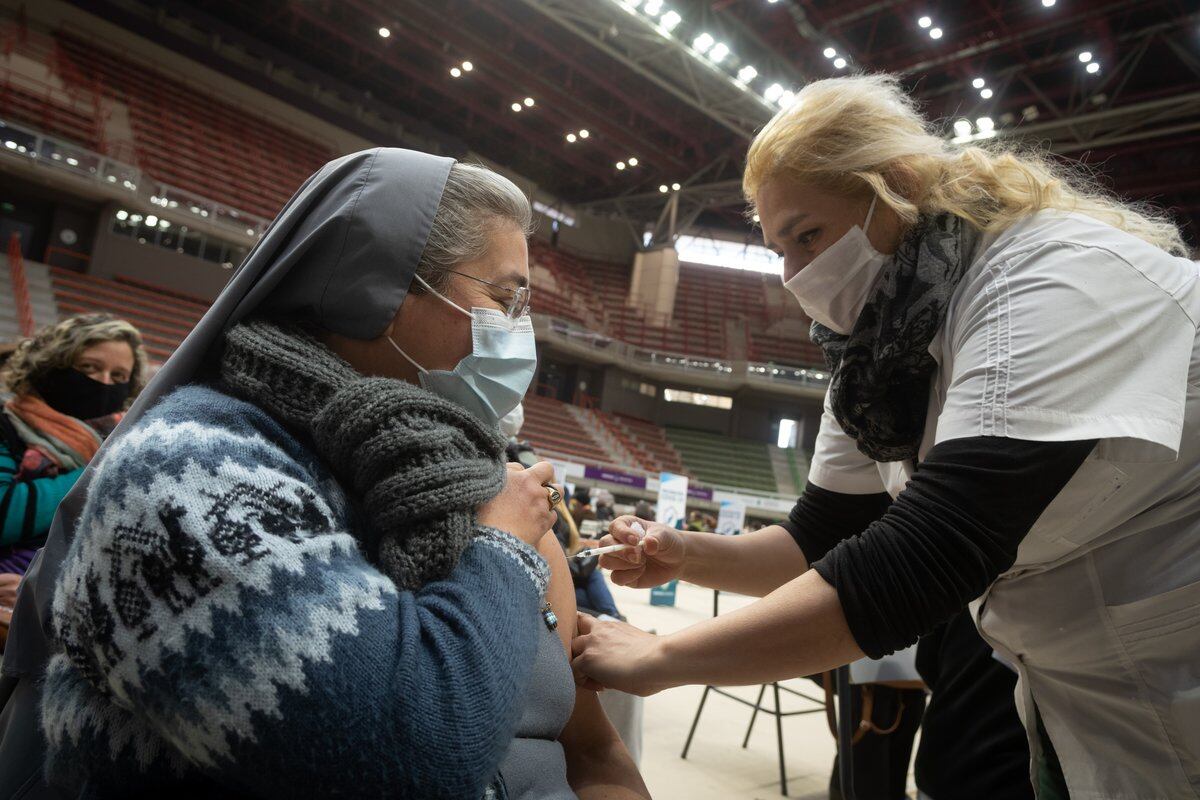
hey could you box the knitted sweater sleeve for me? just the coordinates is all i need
[0,432,84,546]
[42,391,549,799]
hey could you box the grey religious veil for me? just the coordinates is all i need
[0,148,456,796]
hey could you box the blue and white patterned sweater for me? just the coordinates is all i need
[41,384,551,798]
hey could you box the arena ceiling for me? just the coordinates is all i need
[77,0,1200,244]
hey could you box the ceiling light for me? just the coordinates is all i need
[737,65,758,83]
[980,88,993,99]
[918,16,932,28]
[643,0,663,15]
[145,215,158,227]
[378,27,391,38]
[660,10,682,30]
[1078,51,1092,63]
[462,61,473,71]
[616,161,626,170]
[524,97,535,107]
[578,129,589,138]
[115,209,128,220]
[511,103,522,112]
[659,184,669,193]
[628,157,639,166]
[764,83,784,102]
[709,42,730,62]
[693,33,714,53]
[779,90,796,106]
[953,119,972,136]
[833,57,847,69]
[1086,62,1100,74]
[976,116,994,131]
[450,67,462,77]
[972,77,985,89]
[1042,0,1056,6]
[929,27,943,39]
[752,213,760,222]
[671,182,681,190]
[823,46,836,58]
[566,132,577,142]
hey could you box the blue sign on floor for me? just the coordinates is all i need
[650,580,678,607]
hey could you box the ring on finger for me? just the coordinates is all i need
[544,485,563,511]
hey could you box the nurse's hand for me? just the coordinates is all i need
[598,516,686,588]
[572,613,674,697]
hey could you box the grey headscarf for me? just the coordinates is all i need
[0,148,454,797]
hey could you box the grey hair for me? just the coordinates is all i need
[415,162,534,293]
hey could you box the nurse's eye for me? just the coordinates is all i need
[796,228,820,246]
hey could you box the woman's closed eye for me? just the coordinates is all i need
[796,228,821,246]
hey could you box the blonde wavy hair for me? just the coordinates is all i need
[744,74,1188,256]
[2,313,148,404]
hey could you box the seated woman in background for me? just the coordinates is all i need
[0,150,647,799]
[0,314,146,646]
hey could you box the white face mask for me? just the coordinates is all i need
[388,274,537,427]
[783,195,888,334]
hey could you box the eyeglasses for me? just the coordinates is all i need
[446,269,532,320]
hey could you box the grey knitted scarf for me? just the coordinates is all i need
[811,212,979,463]
[219,320,507,589]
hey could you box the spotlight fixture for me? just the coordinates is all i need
[976,116,995,132]
[709,42,730,63]
[616,161,626,170]
[1086,62,1100,74]
[980,88,993,99]
[628,157,639,166]
[450,67,462,78]
[660,10,682,31]
[953,119,972,136]
[462,61,473,71]
[764,83,784,102]
[737,65,758,83]
[566,132,577,142]
[823,46,836,58]
[671,182,681,190]
[918,16,932,28]
[511,102,522,112]
[693,33,714,53]
[659,184,669,193]
[833,57,847,69]
[523,97,535,107]
[972,77,986,89]
[929,27,943,39]
[578,129,590,139]
[1078,51,1093,63]
[1042,0,1056,6]
[378,27,391,38]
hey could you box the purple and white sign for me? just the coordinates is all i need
[583,465,648,490]
[687,486,714,501]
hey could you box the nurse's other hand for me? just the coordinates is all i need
[598,516,686,588]
[571,613,673,697]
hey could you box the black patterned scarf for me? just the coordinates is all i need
[810,212,980,462]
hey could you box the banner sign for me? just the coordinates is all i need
[656,472,690,528]
[583,465,648,489]
[716,497,747,535]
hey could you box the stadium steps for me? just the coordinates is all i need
[0,260,58,343]
[767,443,801,497]
[665,427,779,494]
[572,405,654,474]
[612,413,688,476]
[785,447,809,495]
[521,394,617,468]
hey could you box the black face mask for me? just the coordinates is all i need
[32,367,131,421]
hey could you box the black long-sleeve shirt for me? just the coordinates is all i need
[780,436,1096,659]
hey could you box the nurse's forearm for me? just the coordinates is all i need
[659,569,863,686]
[678,525,809,597]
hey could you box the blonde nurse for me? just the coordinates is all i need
[572,74,1200,797]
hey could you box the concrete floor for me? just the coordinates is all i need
[608,579,917,800]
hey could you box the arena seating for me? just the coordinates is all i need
[528,240,824,368]
[521,393,616,467]
[50,33,332,219]
[0,25,106,150]
[47,267,208,362]
[665,427,780,494]
[611,413,688,475]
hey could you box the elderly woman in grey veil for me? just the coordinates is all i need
[0,149,649,800]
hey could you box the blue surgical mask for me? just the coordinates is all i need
[388,274,537,427]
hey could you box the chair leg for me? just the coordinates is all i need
[742,684,768,748]
[774,682,788,796]
[681,685,712,759]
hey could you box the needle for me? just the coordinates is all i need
[572,541,644,558]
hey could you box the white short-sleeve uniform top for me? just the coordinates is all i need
[808,211,1200,798]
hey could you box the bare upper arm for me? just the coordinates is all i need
[537,532,577,653]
